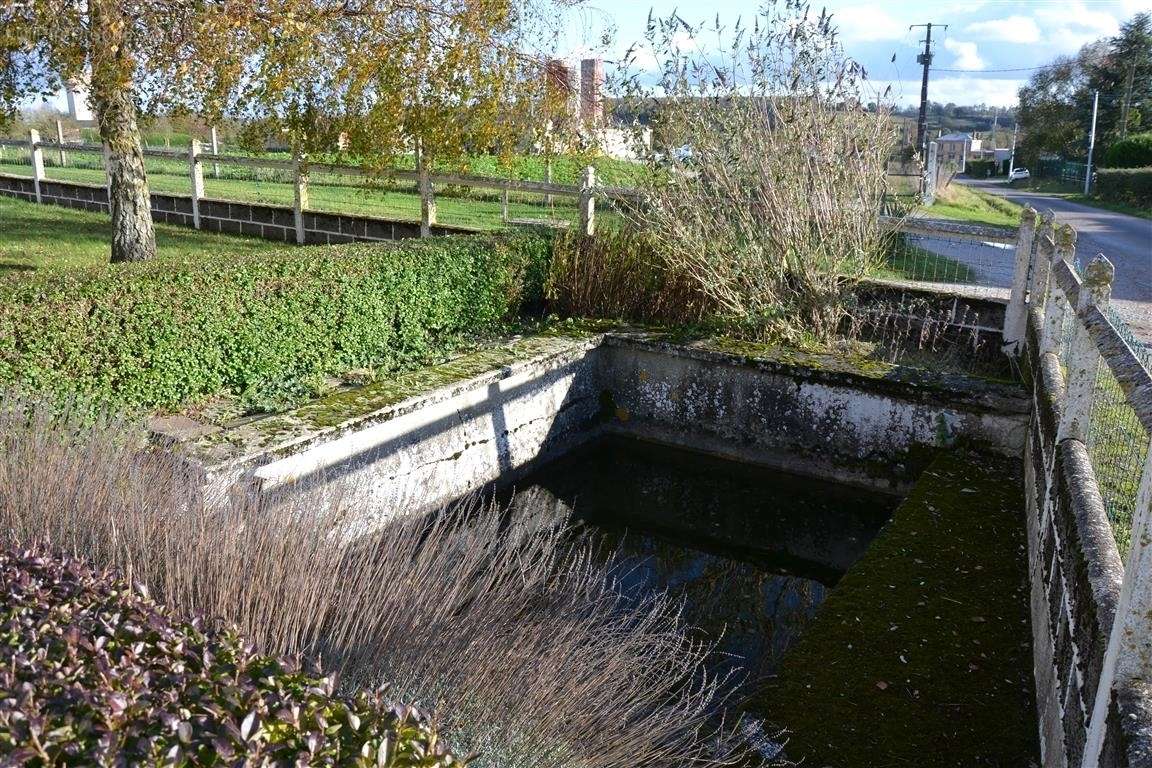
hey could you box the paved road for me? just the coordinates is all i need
[959,178,1152,342]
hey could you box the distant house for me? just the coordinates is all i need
[936,132,973,171]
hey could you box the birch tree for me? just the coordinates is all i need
[1,0,557,262]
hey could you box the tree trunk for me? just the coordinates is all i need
[90,1,156,263]
[416,139,436,238]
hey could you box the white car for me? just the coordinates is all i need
[1008,168,1031,182]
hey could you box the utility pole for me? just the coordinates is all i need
[1009,123,1019,177]
[910,22,947,157]
[1085,90,1100,196]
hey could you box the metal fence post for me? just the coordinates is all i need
[1058,254,1114,443]
[55,119,67,167]
[1002,206,1038,354]
[1085,439,1152,765]
[28,129,44,203]
[189,139,204,229]
[209,126,220,179]
[1040,224,1077,356]
[292,148,309,245]
[579,166,596,237]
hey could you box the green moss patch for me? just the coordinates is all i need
[750,450,1039,767]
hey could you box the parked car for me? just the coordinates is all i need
[1008,168,1031,182]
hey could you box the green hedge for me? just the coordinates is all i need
[964,159,999,177]
[0,545,467,766]
[1103,133,1152,168]
[1095,167,1152,207]
[0,232,551,410]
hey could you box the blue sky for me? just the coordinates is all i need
[557,0,1152,107]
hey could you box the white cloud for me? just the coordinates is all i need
[1035,2,1122,52]
[831,6,908,41]
[943,39,985,70]
[964,16,1042,44]
[877,77,1025,108]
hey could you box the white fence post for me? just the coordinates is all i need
[1003,206,1038,354]
[922,141,938,206]
[1040,223,1077,355]
[579,165,596,237]
[189,139,204,229]
[1058,255,1114,443]
[209,126,220,179]
[1084,438,1152,766]
[55,119,67,167]
[28,130,44,203]
[292,147,309,245]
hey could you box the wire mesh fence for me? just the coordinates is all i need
[1084,307,1152,556]
[878,224,1017,295]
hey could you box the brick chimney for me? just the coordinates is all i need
[580,58,604,128]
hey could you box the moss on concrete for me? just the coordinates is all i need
[749,450,1039,767]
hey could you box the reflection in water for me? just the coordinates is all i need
[502,436,898,686]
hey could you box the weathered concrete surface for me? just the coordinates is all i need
[189,331,1031,508]
[601,335,1029,491]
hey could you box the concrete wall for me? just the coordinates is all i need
[196,333,1031,514]
[1021,314,1146,768]
[0,173,474,244]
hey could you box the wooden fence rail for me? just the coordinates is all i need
[1,133,643,238]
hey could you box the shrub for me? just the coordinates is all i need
[0,231,552,410]
[964,159,998,177]
[1103,132,1152,168]
[616,7,901,343]
[0,393,759,768]
[1095,167,1152,207]
[0,545,464,767]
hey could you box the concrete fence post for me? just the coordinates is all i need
[28,129,44,203]
[1058,254,1114,443]
[292,147,309,245]
[209,126,220,179]
[55,119,67,167]
[189,139,204,229]
[501,185,510,223]
[1040,223,1077,356]
[1026,212,1055,307]
[1002,206,1038,354]
[579,165,596,237]
[922,141,938,206]
[1085,439,1152,766]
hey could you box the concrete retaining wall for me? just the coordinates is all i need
[0,173,474,244]
[193,333,1031,513]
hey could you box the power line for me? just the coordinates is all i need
[930,65,1047,73]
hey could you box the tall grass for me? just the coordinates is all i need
[0,392,759,768]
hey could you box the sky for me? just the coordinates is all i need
[556,0,1152,108]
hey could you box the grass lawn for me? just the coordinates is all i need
[926,184,1023,228]
[0,146,651,230]
[873,240,976,284]
[0,194,286,273]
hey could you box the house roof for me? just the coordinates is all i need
[938,132,973,142]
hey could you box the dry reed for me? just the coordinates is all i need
[0,392,760,768]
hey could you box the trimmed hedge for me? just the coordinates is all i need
[0,545,467,766]
[1095,167,1152,207]
[1103,133,1152,168]
[0,232,551,410]
[964,159,998,177]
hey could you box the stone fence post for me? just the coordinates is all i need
[189,139,204,229]
[579,166,596,237]
[1057,254,1114,443]
[28,129,44,204]
[1002,206,1038,354]
[1040,224,1077,356]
